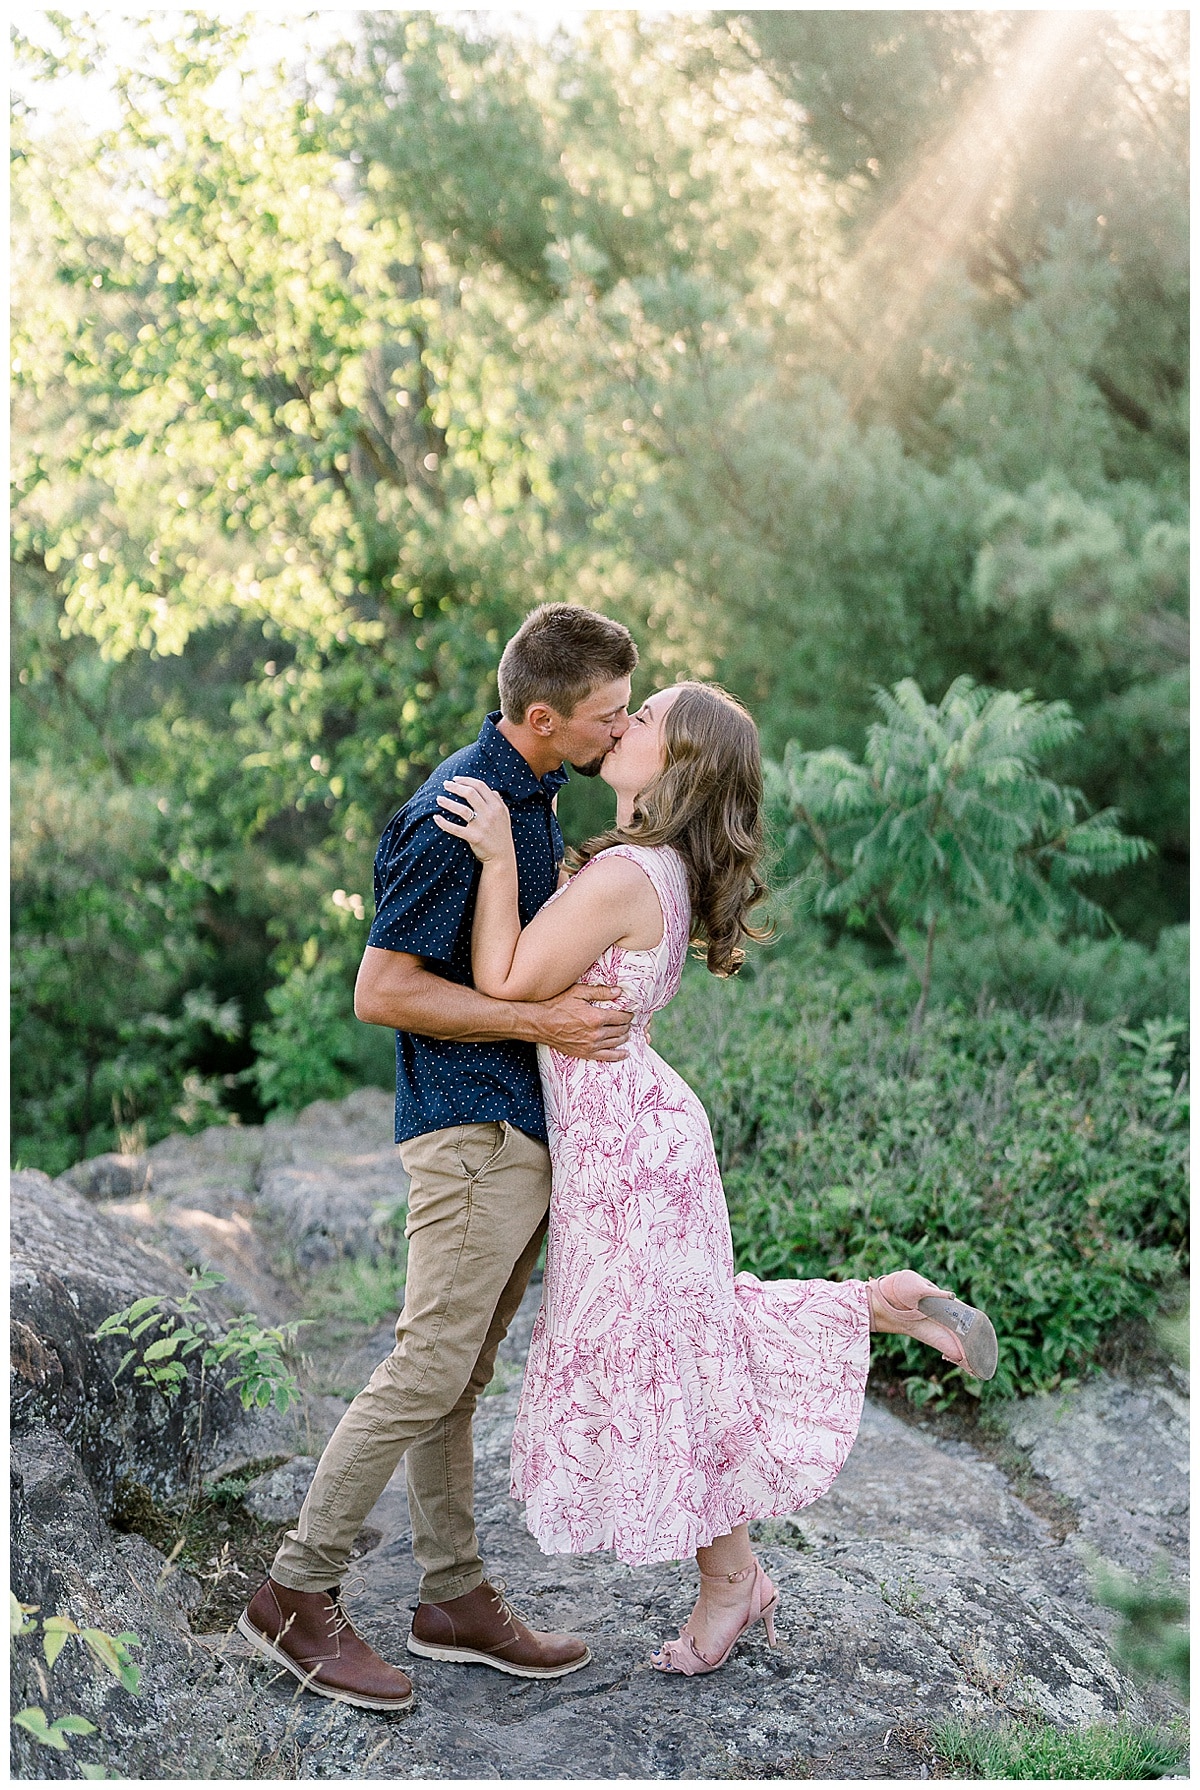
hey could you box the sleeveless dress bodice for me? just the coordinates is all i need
[509,843,871,1564]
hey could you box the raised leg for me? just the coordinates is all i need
[868,1269,998,1380]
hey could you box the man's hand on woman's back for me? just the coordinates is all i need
[532,984,633,1061]
[354,947,632,1059]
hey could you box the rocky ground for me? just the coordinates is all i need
[10,1090,1188,1780]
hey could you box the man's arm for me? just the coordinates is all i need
[354,947,633,1060]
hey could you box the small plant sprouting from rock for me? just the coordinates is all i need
[94,1269,301,1413]
[93,1268,302,1504]
[877,1574,928,1619]
[11,1589,141,1777]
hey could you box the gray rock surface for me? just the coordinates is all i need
[10,1171,253,1511]
[12,1094,1188,1779]
[9,1425,323,1781]
[58,1151,153,1200]
[995,1372,1189,1583]
[254,1087,408,1269]
[240,1456,319,1526]
[68,1087,407,1306]
[210,1282,1186,1782]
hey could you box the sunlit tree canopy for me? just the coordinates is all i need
[11,9,1188,1172]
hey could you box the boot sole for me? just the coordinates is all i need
[236,1612,415,1711]
[406,1634,592,1678]
[918,1296,998,1380]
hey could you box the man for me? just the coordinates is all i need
[239,604,637,1710]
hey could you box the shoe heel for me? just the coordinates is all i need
[762,1595,780,1650]
[917,1295,998,1380]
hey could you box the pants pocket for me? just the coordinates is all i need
[453,1121,507,1182]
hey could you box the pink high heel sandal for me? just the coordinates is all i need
[868,1269,998,1380]
[651,1559,780,1676]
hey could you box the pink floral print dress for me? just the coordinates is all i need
[509,843,872,1565]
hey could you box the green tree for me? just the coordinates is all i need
[728,9,1187,930]
[9,12,1186,1166]
[768,677,1149,1030]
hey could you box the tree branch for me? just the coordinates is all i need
[1089,365,1188,456]
[872,906,925,985]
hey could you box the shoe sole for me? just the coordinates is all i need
[406,1635,592,1678]
[918,1296,998,1380]
[236,1612,415,1711]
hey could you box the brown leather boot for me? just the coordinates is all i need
[238,1579,415,1711]
[408,1580,590,1678]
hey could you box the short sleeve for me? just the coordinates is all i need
[367,807,478,965]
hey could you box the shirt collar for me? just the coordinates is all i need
[478,712,569,801]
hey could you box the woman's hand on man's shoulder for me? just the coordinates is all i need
[432,776,512,863]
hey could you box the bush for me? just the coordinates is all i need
[1094,1563,1189,1697]
[766,677,1149,1031]
[247,938,394,1115]
[654,936,1188,1404]
[931,919,1189,1027]
[10,763,237,1174]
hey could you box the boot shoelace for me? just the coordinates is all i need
[487,1579,521,1643]
[323,1575,368,1641]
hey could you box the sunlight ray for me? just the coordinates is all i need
[824,11,1095,414]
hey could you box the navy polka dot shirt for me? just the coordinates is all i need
[368,712,569,1145]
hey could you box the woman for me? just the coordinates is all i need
[433,682,997,1677]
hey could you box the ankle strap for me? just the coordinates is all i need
[698,1561,755,1584]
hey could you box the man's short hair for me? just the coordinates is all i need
[497,604,638,723]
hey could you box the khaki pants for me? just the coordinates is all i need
[271,1121,550,1603]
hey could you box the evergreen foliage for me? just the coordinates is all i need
[768,677,1149,1026]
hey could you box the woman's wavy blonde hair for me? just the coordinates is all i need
[579,681,771,976]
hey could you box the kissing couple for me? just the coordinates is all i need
[240,603,997,1707]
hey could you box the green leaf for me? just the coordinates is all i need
[91,1316,129,1339]
[10,1592,39,1637]
[80,1628,142,1694]
[124,1296,166,1323]
[188,1268,228,1290]
[140,1333,183,1361]
[52,1714,96,1735]
[12,1707,68,1749]
[42,1615,80,1668]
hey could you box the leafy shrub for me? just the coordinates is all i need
[1095,1563,1189,1697]
[247,937,394,1114]
[766,677,1149,1030]
[10,763,236,1174]
[94,1269,302,1507]
[931,919,1189,1027]
[654,939,1187,1404]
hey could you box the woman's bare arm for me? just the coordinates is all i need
[470,853,662,999]
[432,776,662,1000]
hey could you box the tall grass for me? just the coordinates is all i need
[932,1716,1187,1779]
